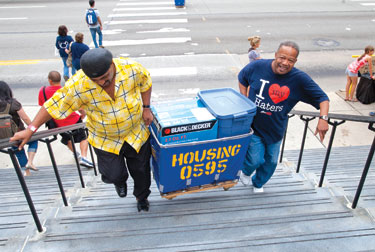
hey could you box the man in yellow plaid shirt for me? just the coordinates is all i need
[11,48,153,212]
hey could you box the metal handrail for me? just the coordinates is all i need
[0,122,97,232]
[0,122,86,149]
[290,110,375,123]
[280,109,375,209]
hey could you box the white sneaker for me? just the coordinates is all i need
[79,157,94,168]
[240,171,251,186]
[253,187,264,193]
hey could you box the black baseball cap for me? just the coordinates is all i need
[80,48,113,78]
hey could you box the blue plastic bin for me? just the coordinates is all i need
[197,88,257,138]
[150,127,252,194]
[174,0,185,7]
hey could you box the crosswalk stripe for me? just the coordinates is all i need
[360,2,375,5]
[114,7,177,11]
[106,19,188,25]
[102,37,192,46]
[0,5,45,8]
[137,28,190,33]
[117,2,171,6]
[0,17,27,20]
[109,12,186,18]
[102,0,192,55]
[102,29,126,35]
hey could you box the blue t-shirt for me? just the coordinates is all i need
[248,49,260,63]
[71,42,90,60]
[238,59,329,144]
[55,35,74,57]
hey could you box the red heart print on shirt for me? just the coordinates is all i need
[269,84,290,104]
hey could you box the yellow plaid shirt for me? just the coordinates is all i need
[44,57,152,155]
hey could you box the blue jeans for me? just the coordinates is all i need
[61,57,76,78]
[242,134,282,188]
[90,27,103,48]
[12,140,38,168]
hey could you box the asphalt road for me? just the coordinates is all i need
[0,0,373,103]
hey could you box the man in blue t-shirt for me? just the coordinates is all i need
[238,41,330,193]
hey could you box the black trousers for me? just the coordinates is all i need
[93,138,151,200]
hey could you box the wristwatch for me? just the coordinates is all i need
[142,105,150,108]
[27,125,38,133]
[319,115,329,121]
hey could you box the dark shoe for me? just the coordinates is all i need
[63,75,69,81]
[137,198,149,212]
[115,184,127,198]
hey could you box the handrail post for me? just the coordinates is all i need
[88,143,97,176]
[351,123,375,209]
[69,132,85,188]
[7,148,44,232]
[318,119,345,187]
[85,128,97,176]
[279,114,295,163]
[296,115,315,173]
[39,135,69,206]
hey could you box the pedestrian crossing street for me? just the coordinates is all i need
[100,0,192,57]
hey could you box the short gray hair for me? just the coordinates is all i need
[277,41,300,57]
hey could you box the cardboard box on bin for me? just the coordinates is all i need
[151,99,218,145]
[197,88,257,138]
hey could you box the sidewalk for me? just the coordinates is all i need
[1,53,375,251]
[1,52,374,169]
[1,90,371,170]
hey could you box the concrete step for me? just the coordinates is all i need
[18,162,375,252]
[2,146,375,251]
[0,164,95,250]
[284,145,375,208]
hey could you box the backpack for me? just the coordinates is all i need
[86,8,98,25]
[0,103,19,139]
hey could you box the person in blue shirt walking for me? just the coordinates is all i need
[86,0,103,48]
[238,41,330,193]
[248,36,261,63]
[65,33,90,71]
[55,25,75,81]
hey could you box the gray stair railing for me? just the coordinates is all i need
[279,110,375,209]
[0,123,97,232]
